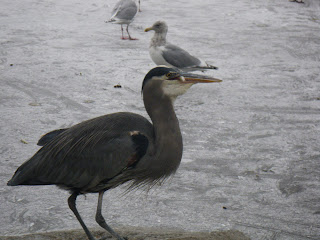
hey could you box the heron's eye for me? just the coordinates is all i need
[166,72,175,78]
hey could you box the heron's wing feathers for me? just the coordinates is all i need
[162,44,202,68]
[37,128,68,146]
[7,113,153,192]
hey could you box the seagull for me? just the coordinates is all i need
[106,0,138,40]
[145,21,218,71]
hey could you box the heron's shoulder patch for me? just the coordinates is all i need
[127,131,149,168]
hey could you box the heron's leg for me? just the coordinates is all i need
[68,193,96,240]
[95,191,126,240]
[126,25,137,40]
[138,0,141,12]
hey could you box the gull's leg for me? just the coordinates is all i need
[95,191,127,240]
[68,192,96,240]
[121,25,128,40]
[126,25,137,40]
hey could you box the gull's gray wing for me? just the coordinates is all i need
[111,0,137,21]
[162,43,202,68]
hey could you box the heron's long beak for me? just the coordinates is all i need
[144,27,152,32]
[181,73,222,83]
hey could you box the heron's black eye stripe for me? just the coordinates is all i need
[166,72,175,78]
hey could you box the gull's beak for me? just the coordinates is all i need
[144,27,153,32]
[180,73,222,83]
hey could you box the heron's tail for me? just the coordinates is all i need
[7,178,17,186]
[7,167,28,186]
[7,154,45,186]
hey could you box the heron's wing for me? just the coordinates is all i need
[7,113,153,192]
[161,43,202,68]
[37,128,68,146]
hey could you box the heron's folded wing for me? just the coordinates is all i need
[7,113,153,191]
[37,128,68,146]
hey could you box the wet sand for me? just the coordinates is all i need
[0,228,250,240]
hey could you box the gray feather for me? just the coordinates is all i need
[8,112,153,193]
[162,44,202,68]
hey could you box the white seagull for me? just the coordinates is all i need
[106,0,138,40]
[145,21,218,71]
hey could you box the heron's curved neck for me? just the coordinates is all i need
[150,31,167,47]
[143,85,183,176]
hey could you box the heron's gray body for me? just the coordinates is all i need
[8,69,186,193]
[8,113,157,192]
[7,66,220,240]
[8,106,183,193]
[146,21,218,71]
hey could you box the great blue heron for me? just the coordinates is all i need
[145,21,219,71]
[7,66,222,240]
[106,0,139,40]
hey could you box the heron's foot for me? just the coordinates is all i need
[121,37,129,40]
[129,37,138,40]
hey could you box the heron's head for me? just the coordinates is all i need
[142,66,222,101]
[145,21,168,34]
